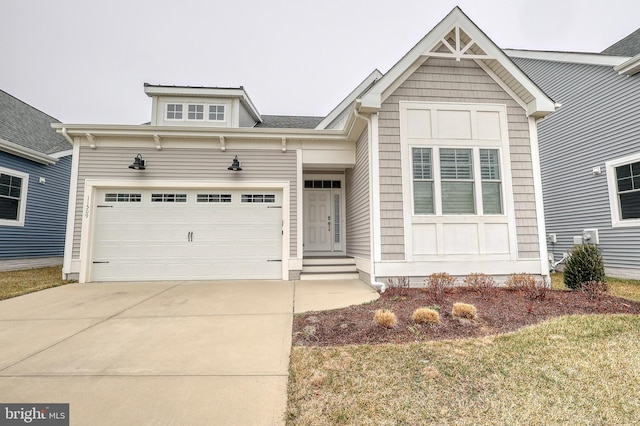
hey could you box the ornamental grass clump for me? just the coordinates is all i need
[581,280,609,301]
[425,272,456,302]
[564,244,605,290]
[412,307,441,324]
[463,273,496,299]
[452,303,477,320]
[374,309,397,328]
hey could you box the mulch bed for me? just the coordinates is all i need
[293,287,640,346]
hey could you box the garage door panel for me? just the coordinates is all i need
[91,189,283,281]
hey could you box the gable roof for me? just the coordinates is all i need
[358,7,556,118]
[0,89,71,161]
[602,28,640,56]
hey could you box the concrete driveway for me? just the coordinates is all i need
[0,279,378,425]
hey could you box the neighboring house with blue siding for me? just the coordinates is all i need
[507,28,640,279]
[0,89,72,270]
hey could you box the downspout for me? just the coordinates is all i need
[60,127,74,145]
[354,100,386,293]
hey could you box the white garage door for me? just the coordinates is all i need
[90,189,283,281]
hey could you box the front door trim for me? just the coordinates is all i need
[303,173,346,256]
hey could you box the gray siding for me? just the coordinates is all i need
[378,58,540,261]
[0,152,71,260]
[346,129,371,258]
[238,104,257,128]
[71,146,297,259]
[513,57,640,276]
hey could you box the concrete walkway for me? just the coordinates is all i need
[0,279,378,425]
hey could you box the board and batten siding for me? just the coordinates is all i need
[378,57,540,261]
[0,152,71,262]
[71,146,297,260]
[512,57,640,278]
[346,129,371,258]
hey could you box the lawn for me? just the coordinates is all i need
[287,274,640,425]
[0,266,73,301]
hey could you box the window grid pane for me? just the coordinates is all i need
[208,105,225,121]
[241,194,276,203]
[188,104,204,120]
[151,193,187,202]
[0,173,22,220]
[196,194,232,203]
[166,104,183,120]
[440,148,472,180]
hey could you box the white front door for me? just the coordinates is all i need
[304,190,332,251]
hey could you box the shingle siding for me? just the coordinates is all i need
[378,57,540,261]
[513,57,640,277]
[71,146,297,260]
[346,129,371,258]
[0,152,71,260]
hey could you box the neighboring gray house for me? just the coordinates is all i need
[507,28,640,279]
[0,90,73,270]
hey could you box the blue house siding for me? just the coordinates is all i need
[0,152,71,260]
[511,57,640,278]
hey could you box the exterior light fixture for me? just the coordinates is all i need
[128,154,146,170]
[227,155,242,171]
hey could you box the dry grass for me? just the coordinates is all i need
[0,266,73,300]
[412,308,440,324]
[287,314,640,425]
[452,302,477,320]
[373,309,397,328]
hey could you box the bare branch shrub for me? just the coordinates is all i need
[507,273,550,300]
[386,276,410,297]
[463,273,496,299]
[581,280,609,301]
[424,272,456,302]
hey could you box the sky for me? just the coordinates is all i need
[1,0,639,125]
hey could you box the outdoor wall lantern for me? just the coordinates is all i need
[128,154,146,170]
[227,155,242,171]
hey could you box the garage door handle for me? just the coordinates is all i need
[187,231,193,242]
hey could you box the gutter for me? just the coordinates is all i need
[0,138,58,165]
[355,100,386,293]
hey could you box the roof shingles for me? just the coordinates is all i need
[0,90,71,155]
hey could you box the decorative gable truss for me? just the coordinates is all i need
[428,25,490,61]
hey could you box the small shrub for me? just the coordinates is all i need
[412,308,441,324]
[463,273,496,299]
[507,273,549,300]
[386,276,410,297]
[374,309,397,328]
[452,303,477,320]
[564,244,605,290]
[506,273,536,290]
[425,272,456,302]
[581,280,609,301]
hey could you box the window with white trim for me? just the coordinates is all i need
[412,148,434,214]
[208,105,225,121]
[606,154,640,227]
[480,149,503,214]
[616,161,640,220]
[187,104,204,120]
[241,194,275,203]
[440,148,475,214]
[412,147,504,216]
[105,193,142,202]
[197,194,231,203]
[0,168,28,226]
[166,104,183,120]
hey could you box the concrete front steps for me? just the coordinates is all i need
[299,257,359,280]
